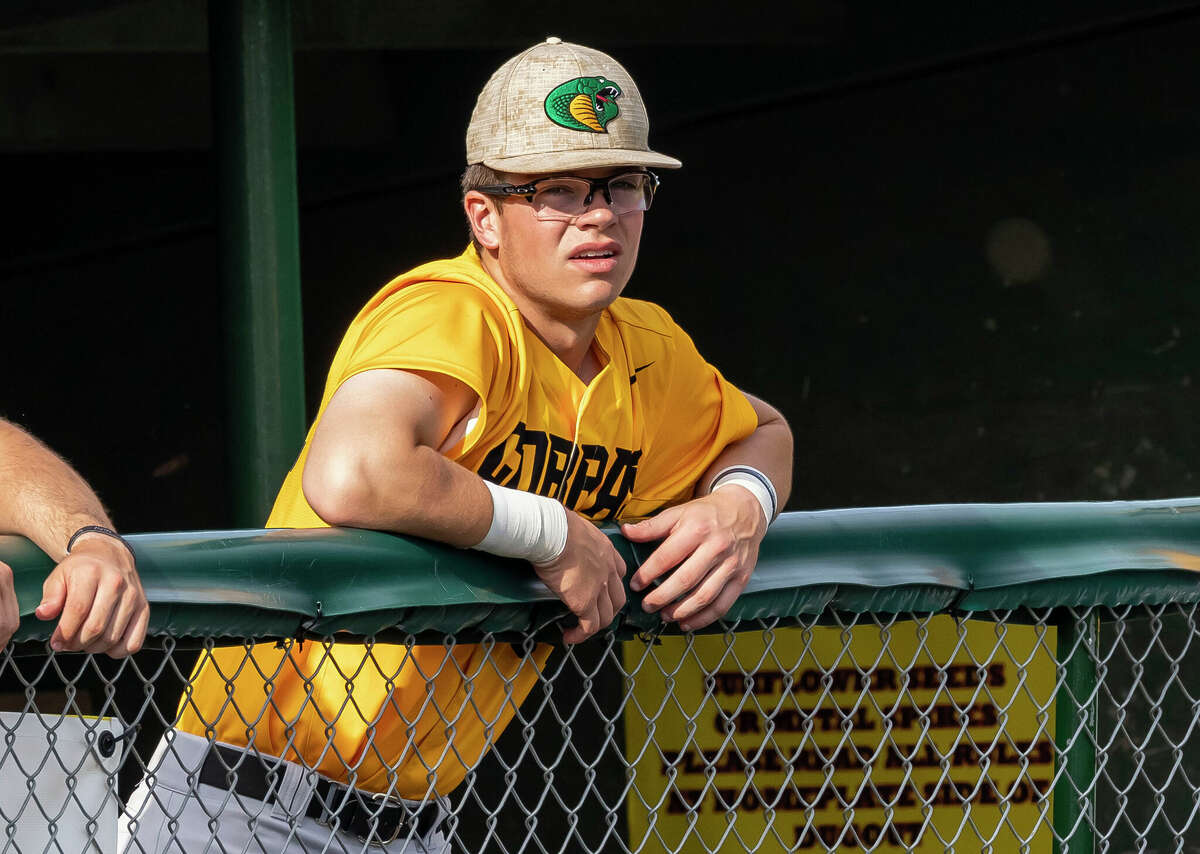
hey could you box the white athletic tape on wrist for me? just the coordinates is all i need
[473,480,569,566]
[709,465,778,525]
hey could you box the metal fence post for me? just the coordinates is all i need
[1052,609,1098,853]
[208,0,306,527]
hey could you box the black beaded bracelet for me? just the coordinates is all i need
[66,525,136,560]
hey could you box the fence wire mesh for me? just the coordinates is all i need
[1,604,1198,853]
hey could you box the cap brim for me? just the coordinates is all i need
[481,148,682,174]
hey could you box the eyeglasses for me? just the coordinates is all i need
[476,171,660,222]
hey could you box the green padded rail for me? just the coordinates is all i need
[3,497,1200,642]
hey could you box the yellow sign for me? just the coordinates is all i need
[623,617,1057,851]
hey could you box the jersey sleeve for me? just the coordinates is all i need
[339,282,506,390]
[628,315,759,514]
[328,281,513,454]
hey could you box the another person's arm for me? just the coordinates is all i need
[0,563,17,650]
[0,419,148,655]
[622,393,793,630]
[302,369,626,643]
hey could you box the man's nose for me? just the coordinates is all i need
[574,193,617,227]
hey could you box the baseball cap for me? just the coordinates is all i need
[466,37,682,174]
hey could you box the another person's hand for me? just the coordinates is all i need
[622,486,766,631]
[0,562,19,647]
[35,534,149,657]
[534,510,627,644]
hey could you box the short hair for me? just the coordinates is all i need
[461,163,503,251]
[461,162,502,196]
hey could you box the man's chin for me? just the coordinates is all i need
[573,278,626,310]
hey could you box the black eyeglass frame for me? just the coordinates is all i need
[475,170,660,213]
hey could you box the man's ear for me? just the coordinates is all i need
[464,192,501,251]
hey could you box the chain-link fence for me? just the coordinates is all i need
[3,501,1200,852]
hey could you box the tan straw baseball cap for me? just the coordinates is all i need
[466,37,682,173]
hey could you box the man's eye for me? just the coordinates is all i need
[610,179,638,192]
[539,185,577,197]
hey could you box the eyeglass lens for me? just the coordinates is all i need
[530,173,654,221]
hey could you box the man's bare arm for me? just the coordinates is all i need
[303,369,494,545]
[0,419,148,655]
[622,393,793,630]
[303,369,626,642]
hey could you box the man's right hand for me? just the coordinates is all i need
[36,534,149,657]
[533,510,627,644]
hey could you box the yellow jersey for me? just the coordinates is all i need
[177,246,758,797]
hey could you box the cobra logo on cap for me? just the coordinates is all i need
[544,77,622,133]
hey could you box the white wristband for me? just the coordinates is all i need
[709,465,777,526]
[472,480,569,566]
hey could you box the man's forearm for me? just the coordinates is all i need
[301,369,497,548]
[304,442,495,548]
[0,420,114,559]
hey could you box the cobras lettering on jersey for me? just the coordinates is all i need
[477,421,641,521]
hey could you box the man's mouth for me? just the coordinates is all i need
[570,243,620,261]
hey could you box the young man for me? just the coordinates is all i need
[0,418,147,656]
[122,39,792,853]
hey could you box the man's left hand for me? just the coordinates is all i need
[35,535,149,657]
[0,562,19,647]
[621,485,766,631]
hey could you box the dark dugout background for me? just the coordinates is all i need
[3,1,1199,528]
[1,2,1198,851]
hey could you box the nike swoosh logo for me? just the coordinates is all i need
[629,361,655,385]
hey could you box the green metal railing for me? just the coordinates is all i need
[3,498,1200,851]
[10,498,1200,641]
